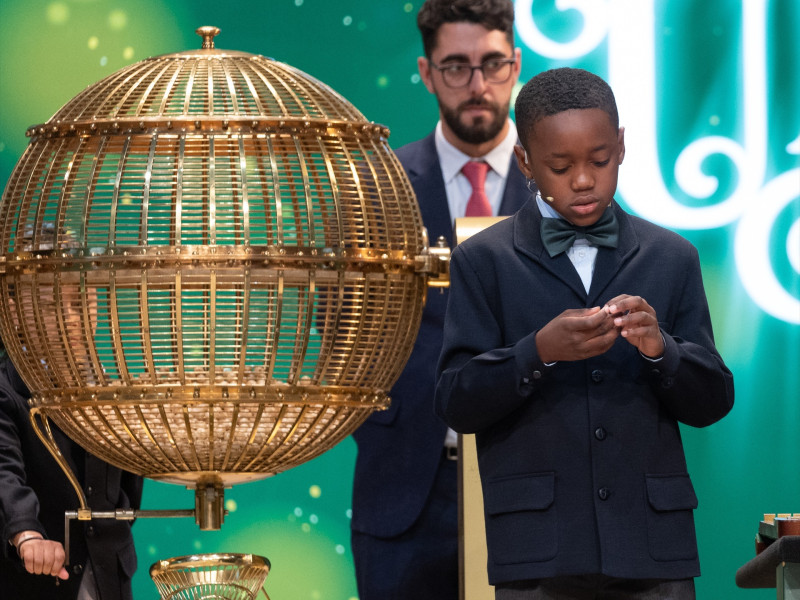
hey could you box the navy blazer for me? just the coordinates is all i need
[435,200,734,584]
[351,132,529,538]
[0,358,143,600]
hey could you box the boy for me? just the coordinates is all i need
[434,67,734,599]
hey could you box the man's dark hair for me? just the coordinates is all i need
[417,0,515,58]
[514,67,619,148]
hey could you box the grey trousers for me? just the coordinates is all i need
[495,575,696,600]
[76,561,99,600]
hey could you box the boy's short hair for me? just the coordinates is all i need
[514,67,619,148]
[417,0,516,59]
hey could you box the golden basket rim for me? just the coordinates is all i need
[150,552,271,575]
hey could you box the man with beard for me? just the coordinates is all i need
[349,1,530,598]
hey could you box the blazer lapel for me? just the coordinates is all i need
[401,133,455,248]
[499,152,530,216]
[586,204,639,305]
[401,134,533,252]
[513,201,588,299]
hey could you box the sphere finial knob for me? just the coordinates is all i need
[196,26,221,49]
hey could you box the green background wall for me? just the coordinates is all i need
[0,1,797,598]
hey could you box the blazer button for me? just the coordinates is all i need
[591,369,603,383]
[72,563,84,575]
[594,427,607,441]
[532,370,542,380]
[598,487,610,501]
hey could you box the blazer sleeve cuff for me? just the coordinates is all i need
[514,330,554,396]
[644,329,680,389]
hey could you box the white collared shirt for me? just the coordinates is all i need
[434,120,519,223]
[435,120,519,450]
[537,194,599,293]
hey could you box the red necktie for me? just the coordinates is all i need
[462,161,492,217]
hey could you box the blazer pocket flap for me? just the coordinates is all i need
[485,472,554,515]
[118,537,138,578]
[646,474,698,511]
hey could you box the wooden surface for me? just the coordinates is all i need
[459,433,494,600]
[453,217,509,599]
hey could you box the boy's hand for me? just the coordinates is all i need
[604,294,664,358]
[535,306,619,363]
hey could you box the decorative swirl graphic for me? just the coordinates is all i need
[516,0,798,324]
[734,161,800,324]
[515,0,609,59]
[608,0,766,229]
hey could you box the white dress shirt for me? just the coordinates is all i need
[434,119,520,449]
[537,193,599,293]
[434,120,519,222]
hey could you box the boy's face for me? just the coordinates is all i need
[514,108,625,227]
[418,22,521,154]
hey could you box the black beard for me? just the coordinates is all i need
[439,98,508,145]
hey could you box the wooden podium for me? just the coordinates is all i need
[459,433,494,599]
[453,217,508,600]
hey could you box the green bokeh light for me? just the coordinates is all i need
[108,8,127,30]
[46,2,69,24]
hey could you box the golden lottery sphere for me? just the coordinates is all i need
[0,27,444,493]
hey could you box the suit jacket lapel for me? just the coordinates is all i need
[400,133,455,248]
[586,205,639,305]
[401,134,530,248]
[499,151,530,217]
[512,201,639,302]
[513,200,588,299]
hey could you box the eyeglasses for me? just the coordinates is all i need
[429,57,516,88]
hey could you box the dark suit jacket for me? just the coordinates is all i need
[435,200,734,584]
[0,358,143,600]
[351,131,529,538]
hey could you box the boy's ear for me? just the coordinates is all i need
[513,145,533,178]
[617,126,626,164]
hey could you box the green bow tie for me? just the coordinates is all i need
[540,208,619,257]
